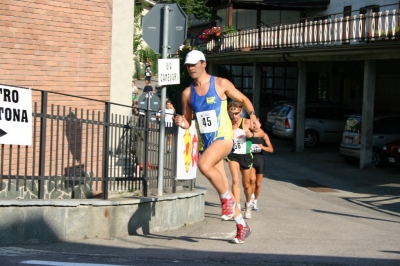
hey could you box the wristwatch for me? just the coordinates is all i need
[249,111,255,116]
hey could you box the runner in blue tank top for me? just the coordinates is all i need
[174,50,261,244]
[190,75,232,152]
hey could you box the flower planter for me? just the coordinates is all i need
[199,27,222,42]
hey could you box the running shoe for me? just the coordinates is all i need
[253,199,259,211]
[241,201,252,211]
[221,197,236,221]
[232,222,251,244]
[244,202,252,219]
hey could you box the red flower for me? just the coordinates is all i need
[199,27,222,41]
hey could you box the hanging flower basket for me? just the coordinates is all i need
[199,27,222,42]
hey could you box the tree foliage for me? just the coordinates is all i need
[191,0,212,21]
[150,0,212,21]
[133,1,212,85]
[133,1,161,75]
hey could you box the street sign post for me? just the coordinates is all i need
[142,3,187,55]
[142,3,188,196]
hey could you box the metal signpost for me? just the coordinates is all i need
[142,3,187,196]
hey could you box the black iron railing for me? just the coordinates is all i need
[0,86,194,200]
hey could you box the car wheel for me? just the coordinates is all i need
[372,148,382,167]
[304,130,319,148]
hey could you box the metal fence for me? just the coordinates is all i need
[0,86,195,200]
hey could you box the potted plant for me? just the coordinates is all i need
[374,26,400,40]
[223,25,237,35]
[199,27,222,42]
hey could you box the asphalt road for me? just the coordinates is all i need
[1,138,399,266]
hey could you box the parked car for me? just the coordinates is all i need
[257,93,292,122]
[383,139,400,166]
[340,113,400,166]
[263,102,287,132]
[272,103,356,147]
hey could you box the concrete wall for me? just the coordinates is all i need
[110,0,135,116]
[0,188,205,246]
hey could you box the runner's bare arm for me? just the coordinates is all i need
[174,87,192,129]
[244,118,254,138]
[261,131,274,153]
[215,77,261,130]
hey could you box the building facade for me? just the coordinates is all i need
[199,0,400,168]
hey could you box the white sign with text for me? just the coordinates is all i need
[0,85,32,145]
[158,58,180,86]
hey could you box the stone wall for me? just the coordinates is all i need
[0,179,94,200]
[0,188,206,246]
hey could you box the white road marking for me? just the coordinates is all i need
[20,261,123,266]
[201,230,236,239]
[0,247,50,256]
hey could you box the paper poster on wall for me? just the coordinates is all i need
[176,121,198,180]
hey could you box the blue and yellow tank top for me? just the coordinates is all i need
[190,76,233,151]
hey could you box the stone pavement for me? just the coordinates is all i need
[3,138,400,266]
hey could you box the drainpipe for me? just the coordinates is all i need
[257,9,261,49]
[228,0,232,27]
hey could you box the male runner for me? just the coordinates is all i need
[174,50,261,244]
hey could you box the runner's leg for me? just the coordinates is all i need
[241,168,253,203]
[228,160,241,209]
[254,173,263,199]
[198,139,240,218]
[197,139,233,194]
[241,168,253,218]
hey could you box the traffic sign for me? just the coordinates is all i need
[137,92,160,112]
[142,3,187,54]
[158,58,180,86]
[0,85,32,145]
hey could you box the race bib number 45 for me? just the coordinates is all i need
[196,110,218,133]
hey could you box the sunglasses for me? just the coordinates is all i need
[229,112,240,116]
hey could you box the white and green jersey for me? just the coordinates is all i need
[232,118,252,154]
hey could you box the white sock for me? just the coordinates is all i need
[251,194,255,200]
[220,190,230,199]
[234,214,246,226]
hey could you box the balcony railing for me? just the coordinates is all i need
[206,8,399,54]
